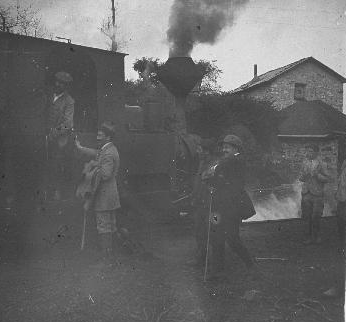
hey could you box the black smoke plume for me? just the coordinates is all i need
[167,0,249,57]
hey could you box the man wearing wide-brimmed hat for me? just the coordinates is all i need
[46,71,75,201]
[203,134,258,280]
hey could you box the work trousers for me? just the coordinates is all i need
[336,201,346,249]
[46,137,74,196]
[301,192,324,238]
[210,214,254,273]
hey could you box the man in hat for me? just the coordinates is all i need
[75,121,121,267]
[46,71,74,200]
[299,144,329,244]
[203,134,257,280]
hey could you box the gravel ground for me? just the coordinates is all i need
[0,207,344,322]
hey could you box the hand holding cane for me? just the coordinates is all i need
[81,209,87,251]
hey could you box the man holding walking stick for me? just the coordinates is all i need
[75,122,121,268]
[202,134,258,281]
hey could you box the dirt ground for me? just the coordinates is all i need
[0,202,344,322]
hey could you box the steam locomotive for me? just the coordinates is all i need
[0,32,200,217]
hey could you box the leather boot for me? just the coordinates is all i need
[91,233,113,268]
[312,217,322,244]
[101,233,114,264]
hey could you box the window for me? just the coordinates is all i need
[294,83,306,100]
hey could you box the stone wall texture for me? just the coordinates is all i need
[244,62,343,111]
[270,139,339,215]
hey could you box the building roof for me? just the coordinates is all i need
[278,100,346,137]
[232,57,346,94]
[0,31,128,57]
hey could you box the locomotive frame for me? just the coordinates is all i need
[0,32,197,215]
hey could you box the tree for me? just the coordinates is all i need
[132,57,163,85]
[100,0,125,51]
[195,60,222,94]
[132,57,222,92]
[126,57,224,133]
[0,2,49,38]
[186,94,281,149]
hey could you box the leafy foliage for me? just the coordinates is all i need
[194,60,222,94]
[186,93,281,149]
[127,58,281,152]
[132,57,164,85]
[132,57,222,92]
[0,2,49,38]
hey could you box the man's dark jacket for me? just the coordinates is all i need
[207,154,255,224]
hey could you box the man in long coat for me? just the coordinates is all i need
[75,122,121,266]
[46,71,74,200]
[203,134,257,280]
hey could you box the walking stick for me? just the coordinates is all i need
[45,134,49,161]
[43,134,49,202]
[203,189,213,282]
[81,208,87,251]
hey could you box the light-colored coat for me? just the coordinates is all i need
[47,91,74,136]
[336,160,346,202]
[93,142,121,211]
[300,158,329,196]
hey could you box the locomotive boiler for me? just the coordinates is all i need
[0,32,203,218]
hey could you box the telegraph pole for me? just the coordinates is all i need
[111,0,116,51]
[111,0,115,27]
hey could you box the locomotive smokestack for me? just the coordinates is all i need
[157,57,204,98]
[254,64,257,78]
[157,57,205,133]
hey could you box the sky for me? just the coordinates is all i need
[6,0,346,106]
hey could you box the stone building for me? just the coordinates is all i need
[271,100,346,215]
[232,57,346,111]
[232,58,346,219]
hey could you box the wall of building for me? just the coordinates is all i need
[270,138,339,215]
[245,62,344,111]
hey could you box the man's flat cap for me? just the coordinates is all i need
[222,134,242,148]
[55,71,73,83]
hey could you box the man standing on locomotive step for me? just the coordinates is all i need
[46,71,74,201]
